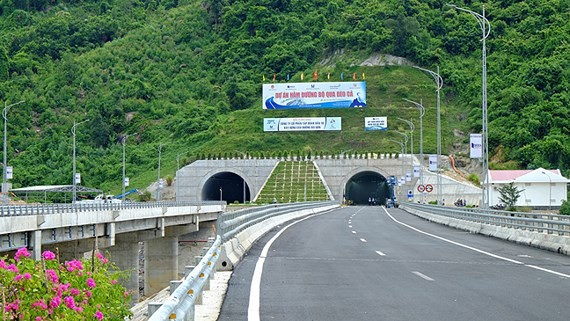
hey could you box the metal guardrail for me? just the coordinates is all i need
[403,203,570,236]
[148,235,222,321]
[0,201,225,217]
[217,201,338,242]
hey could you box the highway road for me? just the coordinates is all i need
[217,206,570,321]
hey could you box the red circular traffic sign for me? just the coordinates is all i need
[417,185,425,192]
[425,184,434,193]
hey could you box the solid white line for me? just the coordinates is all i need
[360,238,367,243]
[412,271,434,281]
[247,209,336,321]
[382,208,570,279]
[375,250,386,256]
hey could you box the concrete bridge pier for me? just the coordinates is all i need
[144,236,179,295]
[107,235,141,302]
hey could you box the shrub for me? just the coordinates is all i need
[467,173,480,185]
[0,248,132,320]
[559,200,570,215]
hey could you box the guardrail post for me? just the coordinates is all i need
[170,280,182,293]
[148,302,162,318]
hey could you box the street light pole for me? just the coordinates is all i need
[541,170,552,212]
[394,130,409,179]
[413,65,443,205]
[397,117,415,179]
[2,100,24,198]
[448,3,491,208]
[71,119,89,204]
[389,139,405,201]
[404,98,424,202]
[122,133,137,199]
[157,143,163,201]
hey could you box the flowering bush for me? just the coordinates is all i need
[1,248,133,320]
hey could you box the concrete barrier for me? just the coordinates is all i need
[403,205,570,256]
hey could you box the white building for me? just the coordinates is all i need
[487,168,569,209]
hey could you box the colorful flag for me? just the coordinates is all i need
[352,72,356,80]
[313,70,318,81]
[286,74,290,81]
[327,72,331,80]
[340,72,344,80]
[362,73,366,80]
[301,73,304,80]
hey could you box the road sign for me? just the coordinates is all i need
[425,184,434,193]
[417,185,425,192]
[407,190,413,198]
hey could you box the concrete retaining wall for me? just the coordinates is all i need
[403,205,570,256]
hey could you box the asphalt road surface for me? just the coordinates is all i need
[218,206,570,321]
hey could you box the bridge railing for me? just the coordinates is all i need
[403,203,570,236]
[0,201,225,217]
[217,201,338,242]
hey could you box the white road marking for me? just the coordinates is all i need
[352,231,357,234]
[375,250,386,256]
[360,238,367,243]
[248,209,335,321]
[412,271,434,281]
[382,207,570,279]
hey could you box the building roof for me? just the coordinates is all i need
[488,168,569,183]
[10,185,102,194]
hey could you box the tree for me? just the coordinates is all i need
[559,200,570,216]
[497,182,524,211]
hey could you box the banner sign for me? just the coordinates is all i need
[406,172,411,182]
[6,166,12,180]
[429,155,437,171]
[413,165,420,178]
[470,133,483,158]
[262,82,366,109]
[74,173,81,184]
[364,117,388,131]
[264,117,341,132]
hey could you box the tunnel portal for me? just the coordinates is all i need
[345,171,391,205]
[202,172,251,204]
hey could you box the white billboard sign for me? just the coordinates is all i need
[264,117,341,132]
[413,165,420,178]
[364,117,388,131]
[6,166,12,179]
[74,173,81,184]
[429,155,438,171]
[470,133,483,158]
[262,82,366,109]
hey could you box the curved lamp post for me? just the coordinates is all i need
[413,66,443,205]
[389,139,405,200]
[2,100,24,199]
[447,3,491,208]
[540,170,552,213]
[72,119,90,204]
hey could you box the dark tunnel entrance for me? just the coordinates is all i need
[345,171,391,205]
[202,172,251,204]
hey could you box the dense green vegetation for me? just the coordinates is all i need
[0,0,568,196]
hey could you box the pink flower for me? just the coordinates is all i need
[4,300,20,312]
[42,251,56,261]
[0,260,7,269]
[70,288,80,296]
[32,300,48,310]
[14,248,31,261]
[65,260,84,272]
[50,296,61,309]
[110,279,117,285]
[46,269,59,283]
[36,317,42,321]
[96,252,109,264]
[94,310,104,320]
[13,272,30,281]
[6,264,18,273]
[86,278,96,288]
[64,296,76,309]
[85,291,92,298]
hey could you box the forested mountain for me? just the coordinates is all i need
[0,0,568,195]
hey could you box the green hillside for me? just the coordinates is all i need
[0,0,568,197]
